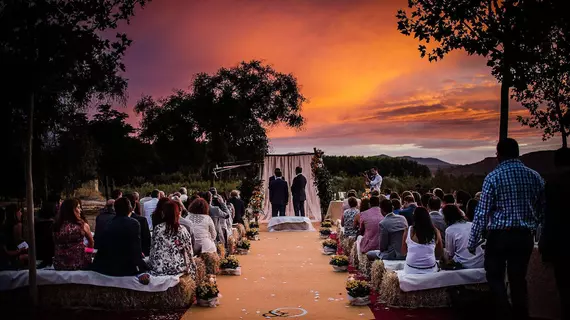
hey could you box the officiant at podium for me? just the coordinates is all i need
[291,166,307,217]
[269,169,289,217]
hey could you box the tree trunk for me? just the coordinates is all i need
[554,100,568,148]
[26,92,38,305]
[499,71,511,141]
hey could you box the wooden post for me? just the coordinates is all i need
[26,92,38,305]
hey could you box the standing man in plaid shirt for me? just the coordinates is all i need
[468,138,545,320]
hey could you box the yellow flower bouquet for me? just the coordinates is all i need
[220,255,241,276]
[346,279,371,305]
[330,255,349,272]
[196,281,220,307]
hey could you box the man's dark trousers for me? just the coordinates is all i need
[293,199,305,216]
[271,204,286,217]
[484,229,534,320]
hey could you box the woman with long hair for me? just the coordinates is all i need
[149,200,196,278]
[53,199,94,270]
[151,197,170,229]
[353,197,371,230]
[442,205,484,269]
[401,207,443,274]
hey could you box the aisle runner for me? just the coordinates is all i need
[185,230,373,319]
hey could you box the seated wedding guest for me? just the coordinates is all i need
[140,192,152,204]
[179,187,189,204]
[1,205,27,269]
[398,196,417,226]
[94,199,115,249]
[391,198,402,215]
[443,193,456,206]
[228,190,245,225]
[420,193,432,208]
[428,196,447,243]
[389,192,400,201]
[442,204,484,269]
[187,198,217,256]
[151,197,170,229]
[402,207,443,274]
[359,196,384,253]
[149,200,196,277]
[401,191,413,200]
[202,191,230,246]
[353,198,371,231]
[342,190,361,210]
[342,197,360,237]
[36,199,58,268]
[474,191,482,201]
[53,199,94,270]
[383,189,392,200]
[125,193,151,256]
[433,188,445,200]
[173,196,193,234]
[455,190,472,213]
[412,192,422,206]
[92,197,148,276]
[143,189,161,229]
[367,199,408,261]
[465,199,479,222]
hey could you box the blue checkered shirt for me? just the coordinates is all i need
[468,159,545,249]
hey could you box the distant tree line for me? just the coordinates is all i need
[323,155,432,179]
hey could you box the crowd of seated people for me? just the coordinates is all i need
[0,187,247,282]
[340,185,485,274]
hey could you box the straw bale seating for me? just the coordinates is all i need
[194,257,207,285]
[200,252,221,275]
[0,269,195,310]
[349,239,359,267]
[340,235,355,257]
[377,268,488,308]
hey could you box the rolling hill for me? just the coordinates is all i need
[443,150,556,176]
[398,156,455,173]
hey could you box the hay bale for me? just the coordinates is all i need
[349,243,359,267]
[0,275,195,310]
[201,252,220,275]
[358,251,372,278]
[378,271,450,308]
[194,257,207,285]
[341,236,355,257]
[228,235,237,255]
[371,260,386,291]
[217,243,226,259]
[237,224,246,238]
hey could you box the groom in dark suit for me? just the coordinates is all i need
[291,166,307,217]
[269,169,289,217]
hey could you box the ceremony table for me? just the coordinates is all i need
[325,200,343,222]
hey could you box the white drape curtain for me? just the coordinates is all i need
[261,154,321,222]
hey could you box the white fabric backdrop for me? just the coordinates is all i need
[261,154,321,222]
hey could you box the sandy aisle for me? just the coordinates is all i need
[184,230,373,319]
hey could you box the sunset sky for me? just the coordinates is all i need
[118,0,559,164]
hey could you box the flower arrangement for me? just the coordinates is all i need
[249,221,259,229]
[220,255,240,269]
[237,239,251,250]
[330,255,349,267]
[246,228,260,240]
[319,227,332,237]
[322,239,337,250]
[248,190,264,213]
[311,148,333,220]
[346,278,370,298]
[321,220,332,228]
[197,281,220,300]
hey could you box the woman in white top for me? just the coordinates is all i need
[401,207,444,274]
[342,190,361,211]
[442,205,484,269]
[186,198,217,255]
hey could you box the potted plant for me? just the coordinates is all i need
[247,228,260,240]
[236,239,251,255]
[322,239,337,255]
[319,227,331,239]
[330,255,349,272]
[219,255,241,275]
[346,277,371,306]
[196,280,220,307]
[321,220,332,228]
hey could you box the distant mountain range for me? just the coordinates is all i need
[378,151,557,176]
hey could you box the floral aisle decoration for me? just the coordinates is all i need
[247,187,264,223]
[249,221,259,229]
[321,220,332,228]
[236,239,251,255]
[311,148,333,221]
[322,239,338,255]
[330,255,349,272]
[219,255,241,276]
[346,276,371,306]
[319,227,332,239]
[246,228,260,241]
[196,275,221,307]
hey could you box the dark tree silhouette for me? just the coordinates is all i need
[396,0,550,141]
[514,6,570,148]
[0,0,148,303]
[136,60,306,174]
